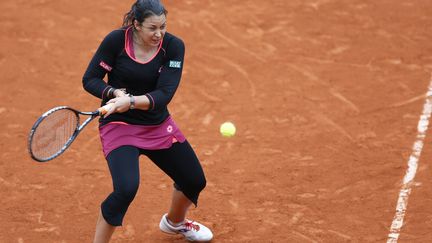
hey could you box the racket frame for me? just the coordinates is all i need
[28,106,101,162]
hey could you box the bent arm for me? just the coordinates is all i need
[145,37,185,111]
[82,30,123,100]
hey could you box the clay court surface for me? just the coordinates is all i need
[1,0,432,242]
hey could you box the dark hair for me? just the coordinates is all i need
[123,0,168,27]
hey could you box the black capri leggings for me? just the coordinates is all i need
[101,140,207,226]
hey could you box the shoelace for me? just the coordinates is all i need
[184,221,200,232]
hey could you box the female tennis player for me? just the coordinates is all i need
[82,0,213,242]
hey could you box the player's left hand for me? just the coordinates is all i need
[114,88,128,97]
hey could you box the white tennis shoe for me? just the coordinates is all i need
[159,213,213,242]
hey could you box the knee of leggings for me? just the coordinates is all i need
[187,175,207,194]
[198,176,207,192]
[116,184,139,203]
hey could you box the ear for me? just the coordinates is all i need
[133,20,141,30]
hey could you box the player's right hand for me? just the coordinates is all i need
[104,96,131,118]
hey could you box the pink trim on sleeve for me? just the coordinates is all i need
[101,86,110,100]
[146,93,155,110]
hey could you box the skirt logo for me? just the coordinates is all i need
[167,125,173,133]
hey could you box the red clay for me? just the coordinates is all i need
[1,0,432,242]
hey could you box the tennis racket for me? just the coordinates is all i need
[28,103,114,162]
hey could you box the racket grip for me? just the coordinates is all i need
[98,103,114,116]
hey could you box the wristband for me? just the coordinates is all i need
[129,94,135,109]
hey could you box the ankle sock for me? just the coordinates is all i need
[167,217,183,227]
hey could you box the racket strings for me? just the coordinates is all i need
[31,109,78,160]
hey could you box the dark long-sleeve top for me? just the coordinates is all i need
[82,26,185,126]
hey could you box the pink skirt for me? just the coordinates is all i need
[99,116,186,157]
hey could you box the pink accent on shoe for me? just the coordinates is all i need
[184,221,200,232]
[159,213,213,242]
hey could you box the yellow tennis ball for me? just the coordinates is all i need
[220,122,236,137]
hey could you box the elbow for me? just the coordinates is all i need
[159,90,175,107]
[82,76,94,93]
[82,76,101,98]
[82,76,89,91]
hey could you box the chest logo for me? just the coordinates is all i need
[169,61,182,68]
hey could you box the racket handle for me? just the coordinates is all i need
[98,103,114,116]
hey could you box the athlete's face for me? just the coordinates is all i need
[134,14,166,47]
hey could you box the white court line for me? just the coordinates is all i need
[387,75,432,242]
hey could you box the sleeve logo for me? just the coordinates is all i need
[99,61,113,72]
[169,60,182,68]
